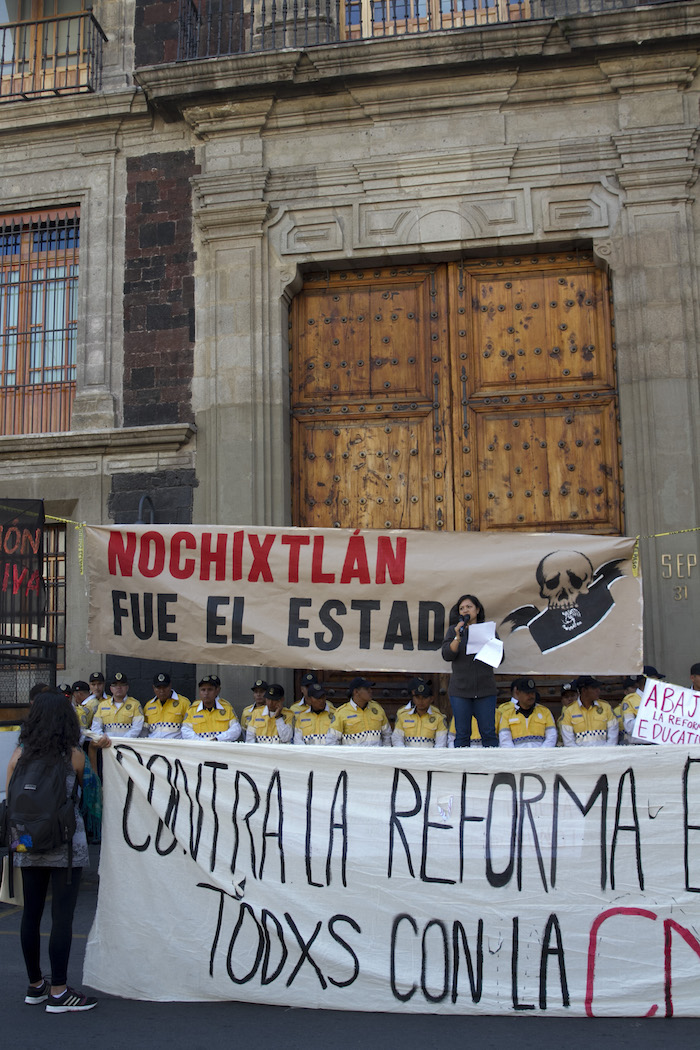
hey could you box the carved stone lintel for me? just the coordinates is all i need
[542,187,611,234]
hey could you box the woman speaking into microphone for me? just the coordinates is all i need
[441,593,499,749]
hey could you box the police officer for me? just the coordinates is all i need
[497,677,557,748]
[82,671,110,722]
[554,682,577,745]
[240,679,268,735]
[293,682,337,745]
[620,665,664,743]
[392,678,447,748]
[181,675,241,742]
[71,681,92,734]
[144,672,191,739]
[560,676,618,747]
[327,677,391,746]
[245,684,293,743]
[290,671,318,716]
[90,672,145,739]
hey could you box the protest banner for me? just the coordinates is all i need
[84,741,700,1015]
[0,498,45,630]
[85,525,642,675]
[633,679,700,745]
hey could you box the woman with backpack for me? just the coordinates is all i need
[5,690,99,1013]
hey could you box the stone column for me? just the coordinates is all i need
[602,124,700,682]
[185,98,297,701]
[251,0,341,52]
[70,133,122,429]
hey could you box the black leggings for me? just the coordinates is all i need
[20,866,83,986]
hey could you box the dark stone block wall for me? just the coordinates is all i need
[123,150,200,428]
[107,469,198,525]
[134,1,181,67]
[106,468,199,700]
[104,654,197,710]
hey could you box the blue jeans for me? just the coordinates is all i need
[450,694,498,748]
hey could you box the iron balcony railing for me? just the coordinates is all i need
[177,0,683,58]
[0,8,107,102]
[0,381,75,436]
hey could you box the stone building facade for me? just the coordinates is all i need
[0,0,698,701]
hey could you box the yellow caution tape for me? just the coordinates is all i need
[45,514,86,575]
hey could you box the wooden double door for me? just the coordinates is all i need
[291,252,622,536]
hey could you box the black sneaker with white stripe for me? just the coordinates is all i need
[25,978,49,1004]
[45,987,97,1013]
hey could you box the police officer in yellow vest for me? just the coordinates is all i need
[82,671,110,722]
[181,675,241,742]
[90,672,145,739]
[556,682,578,745]
[144,672,191,739]
[497,677,557,749]
[240,679,268,736]
[393,678,447,748]
[560,676,618,747]
[71,681,93,734]
[327,677,392,746]
[620,665,664,744]
[293,682,337,745]
[245,683,294,743]
[290,671,318,716]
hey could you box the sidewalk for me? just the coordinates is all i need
[2,847,700,1050]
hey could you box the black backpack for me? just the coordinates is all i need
[3,755,78,894]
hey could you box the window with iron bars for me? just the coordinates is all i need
[0,207,79,435]
[0,522,67,670]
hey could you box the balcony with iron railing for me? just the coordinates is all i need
[176,0,686,58]
[0,7,107,102]
[0,381,75,436]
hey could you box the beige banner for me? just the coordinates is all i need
[85,525,642,674]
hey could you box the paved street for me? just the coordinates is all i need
[1,847,699,1050]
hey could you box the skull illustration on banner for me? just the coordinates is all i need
[501,551,624,653]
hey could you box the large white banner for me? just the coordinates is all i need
[85,741,700,1015]
[85,525,642,675]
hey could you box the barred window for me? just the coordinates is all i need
[43,522,66,670]
[0,207,79,434]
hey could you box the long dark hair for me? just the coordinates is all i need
[448,593,485,626]
[18,690,80,763]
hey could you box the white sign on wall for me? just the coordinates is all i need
[84,741,700,1016]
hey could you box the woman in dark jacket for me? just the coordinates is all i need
[441,593,498,748]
